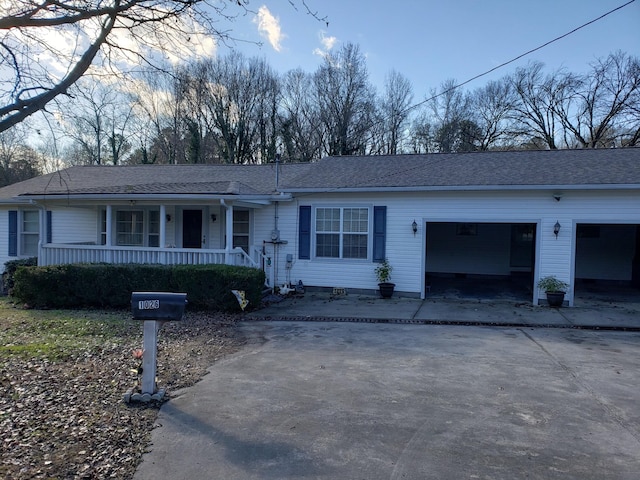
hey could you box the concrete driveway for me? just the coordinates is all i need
[134,322,640,480]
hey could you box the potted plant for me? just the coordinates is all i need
[537,275,569,307]
[375,258,395,298]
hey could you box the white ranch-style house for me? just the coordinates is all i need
[0,148,639,307]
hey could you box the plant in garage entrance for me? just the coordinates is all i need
[375,258,395,298]
[537,275,569,307]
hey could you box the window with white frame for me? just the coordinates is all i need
[116,210,144,246]
[315,207,369,259]
[233,210,250,253]
[21,210,39,256]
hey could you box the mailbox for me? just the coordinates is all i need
[131,292,187,321]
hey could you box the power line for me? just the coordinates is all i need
[291,0,637,198]
[403,0,636,116]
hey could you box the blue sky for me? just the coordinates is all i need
[215,0,639,98]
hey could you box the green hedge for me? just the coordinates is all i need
[2,257,37,294]
[11,263,265,312]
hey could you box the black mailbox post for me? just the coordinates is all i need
[131,292,187,321]
[129,292,187,400]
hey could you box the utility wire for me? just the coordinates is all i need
[402,0,636,116]
[289,0,637,198]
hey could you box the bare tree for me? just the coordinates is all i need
[552,52,640,148]
[469,78,517,150]
[62,80,133,165]
[379,70,414,154]
[314,43,376,156]
[279,69,323,162]
[426,79,479,152]
[191,53,280,164]
[130,66,188,164]
[508,62,569,149]
[0,127,42,186]
[408,112,435,154]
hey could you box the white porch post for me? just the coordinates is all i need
[225,201,234,265]
[159,205,167,248]
[106,205,113,263]
[106,205,113,245]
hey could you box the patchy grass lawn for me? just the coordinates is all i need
[0,298,244,479]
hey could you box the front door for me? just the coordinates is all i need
[183,210,202,249]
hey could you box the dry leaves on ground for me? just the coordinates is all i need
[0,307,246,480]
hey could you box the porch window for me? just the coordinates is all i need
[100,209,107,245]
[315,207,368,259]
[21,210,39,256]
[116,211,143,246]
[148,210,160,247]
[233,210,250,253]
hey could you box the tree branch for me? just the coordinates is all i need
[0,11,117,132]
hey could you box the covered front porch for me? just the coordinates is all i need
[35,196,278,278]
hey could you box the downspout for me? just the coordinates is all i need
[273,154,281,293]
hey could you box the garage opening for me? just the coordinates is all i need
[574,224,640,303]
[425,222,536,301]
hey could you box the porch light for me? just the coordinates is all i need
[412,220,418,236]
[166,214,172,222]
[210,214,217,223]
[553,221,561,238]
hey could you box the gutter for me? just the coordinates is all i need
[4,192,294,204]
[279,184,640,194]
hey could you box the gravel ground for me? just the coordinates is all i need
[0,309,246,480]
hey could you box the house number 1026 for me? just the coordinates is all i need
[138,300,160,310]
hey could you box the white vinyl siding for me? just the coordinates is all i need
[260,190,640,306]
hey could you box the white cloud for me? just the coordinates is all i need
[313,31,337,57]
[253,6,285,52]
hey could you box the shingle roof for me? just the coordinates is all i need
[0,163,312,199]
[0,148,638,201]
[279,148,640,191]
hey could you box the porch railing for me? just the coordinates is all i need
[39,244,260,269]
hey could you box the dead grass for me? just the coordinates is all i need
[0,299,245,479]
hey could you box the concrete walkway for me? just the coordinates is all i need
[245,291,640,330]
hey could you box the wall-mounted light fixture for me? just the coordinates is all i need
[553,221,561,238]
[553,193,562,202]
[210,214,217,223]
[412,220,418,236]
[166,214,172,222]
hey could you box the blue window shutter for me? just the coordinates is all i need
[299,206,311,260]
[8,210,17,257]
[373,206,386,263]
[46,211,52,244]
